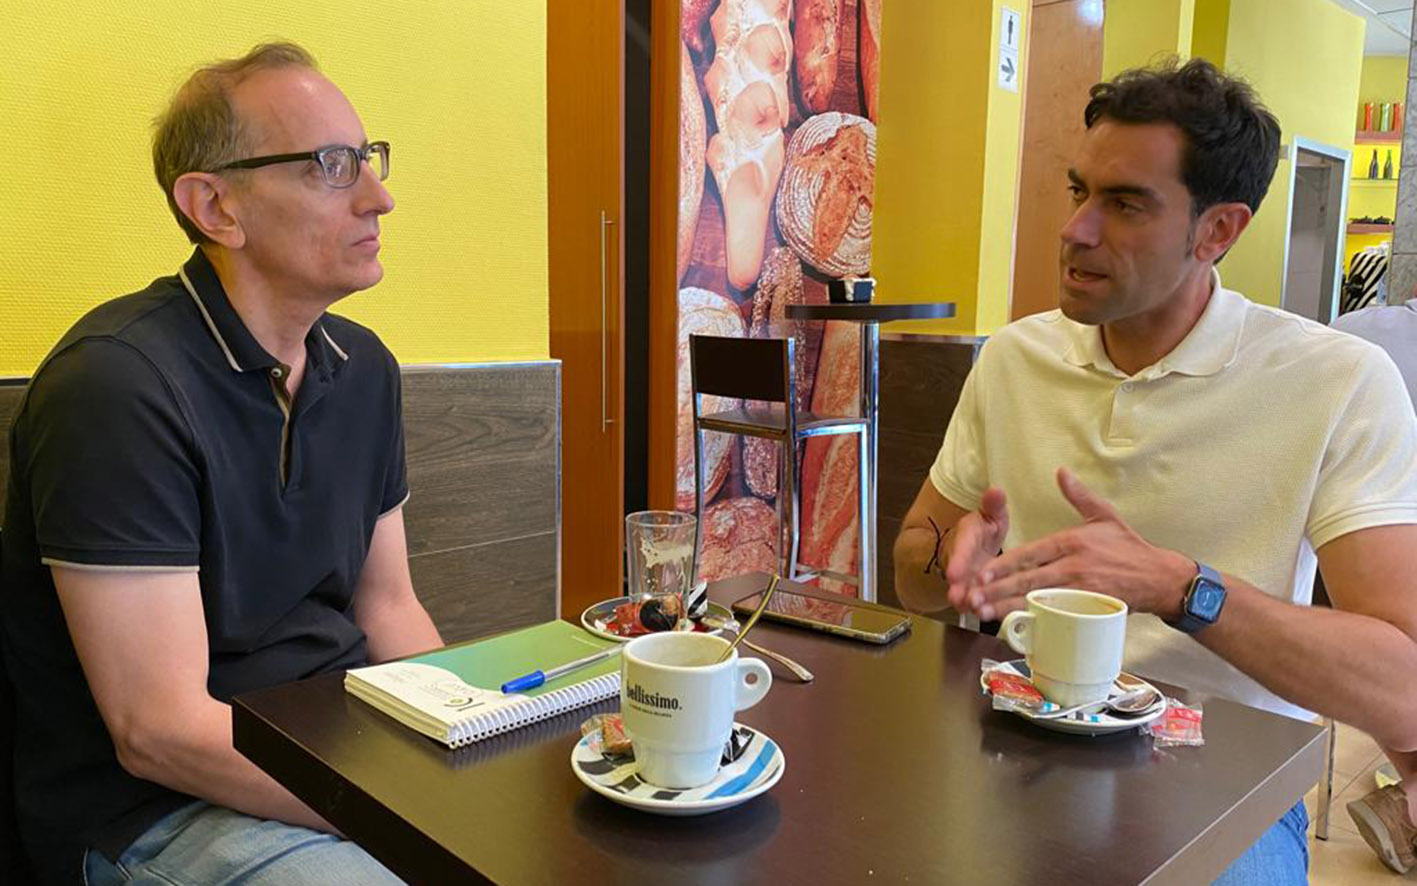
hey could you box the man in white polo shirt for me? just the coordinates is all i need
[895,59,1417,882]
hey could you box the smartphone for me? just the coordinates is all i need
[731,587,911,644]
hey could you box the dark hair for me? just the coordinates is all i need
[1084,57,1281,216]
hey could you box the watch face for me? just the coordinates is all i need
[1190,579,1226,621]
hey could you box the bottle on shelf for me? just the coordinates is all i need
[1396,102,1405,135]
[1382,102,1393,132]
[1365,102,1375,131]
[1370,149,1381,179]
[1384,149,1394,180]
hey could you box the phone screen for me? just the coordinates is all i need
[735,589,909,637]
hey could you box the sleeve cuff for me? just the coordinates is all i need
[929,466,982,513]
[378,489,410,519]
[42,558,199,574]
[1309,504,1417,551]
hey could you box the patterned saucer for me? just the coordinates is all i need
[982,659,1166,736]
[571,723,784,816]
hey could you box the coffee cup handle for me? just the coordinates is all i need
[733,657,772,712]
[999,610,1033,657]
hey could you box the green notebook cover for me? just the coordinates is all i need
[406,620,620,697]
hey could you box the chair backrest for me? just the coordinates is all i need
[689,335,793,404]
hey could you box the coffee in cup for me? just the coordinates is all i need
[621,632,772,788]
[999,589,1127,708]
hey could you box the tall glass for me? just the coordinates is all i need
[625,511,697,611]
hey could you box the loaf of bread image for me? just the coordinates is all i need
[676,287,747,512]
[793,0,841,115]
[704,0,792,291]
[678,40,706,285]
[696,496,780,582]
[682,0,716,54]
[776,112,876,277]
[859,0,882,122]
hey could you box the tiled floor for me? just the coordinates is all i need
[1308,723,1410,884]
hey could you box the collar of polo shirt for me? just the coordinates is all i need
[177,248,350,375]
[1060,267,1246,381]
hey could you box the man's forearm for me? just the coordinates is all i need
[120,698,334,833]
[1200,577,1417,751]
[893,526,951,614]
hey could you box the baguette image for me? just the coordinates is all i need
[675,287,747,512]
[798,320,862,594]
[678,40,706,285]
[704,0,792,291]
[776,112,876,277]
[793,0,842,115]
[859,0,882,122]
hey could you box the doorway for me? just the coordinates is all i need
[1281,139,1351,324]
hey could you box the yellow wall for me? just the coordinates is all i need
[1102,0,1196,79]
[1344,55,1408,269]
[0,1,548,377]
[873,0,1030,337]
[1206,0,1365,306]
[1359,55,1409,109]
[1190,0,1230,64]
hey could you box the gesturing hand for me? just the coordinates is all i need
[963,468,1194,622]
[941,487,1010,613]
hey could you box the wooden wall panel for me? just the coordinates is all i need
[1,365,561,646]
[1012,0,1105,320]
[874,339,979,610]
[0,382,23,512]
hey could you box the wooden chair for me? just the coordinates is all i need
[689,334,870,585]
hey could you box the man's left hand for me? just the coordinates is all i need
[963,467,1196,622]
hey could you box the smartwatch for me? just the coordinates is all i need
[1169,561,1227,634]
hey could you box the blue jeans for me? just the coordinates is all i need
[82,801,404,885]
[1213,801,1309,885]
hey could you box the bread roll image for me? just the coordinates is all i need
[777,112,876,277]
[682,0,716,54]
[859,0,882,122]
[676,287,747,512]
[677,41,706,285]
[696,496,780,582]
[704,0,792,290]
[793,0,841,115]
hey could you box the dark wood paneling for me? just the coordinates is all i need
[0,382,25,516]
[408,531,558,646]
[1,365,561,644]
[875,339,979,610]
[400,365,559,556]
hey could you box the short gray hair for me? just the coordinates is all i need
[152,41,320,244]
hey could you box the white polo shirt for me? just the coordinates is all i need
[931,271,1417,720]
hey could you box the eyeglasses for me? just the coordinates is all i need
[216,141,389,189]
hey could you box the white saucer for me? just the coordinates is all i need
[981,659,1166,736]
[580,595,736,643]
[571,723,784,816]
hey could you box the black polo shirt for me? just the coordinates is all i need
[0,248,407,885]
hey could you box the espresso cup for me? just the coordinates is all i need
[998,589,1127,708]
[621,632,772,788]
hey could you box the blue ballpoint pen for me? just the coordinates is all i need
[500,645,622,694]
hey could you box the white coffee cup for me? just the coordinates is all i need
[621,632,772,788]
[999,589,1127,708]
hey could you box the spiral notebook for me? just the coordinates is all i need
[344,620,621,748]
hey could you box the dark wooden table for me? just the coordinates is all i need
[784,302,956,603]
[233,574,1326,885]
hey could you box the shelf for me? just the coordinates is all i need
[1347,223,1394,234]
[1350,177,1398,185]
[1356,130,1402,144]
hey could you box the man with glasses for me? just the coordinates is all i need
[0,42,439,884]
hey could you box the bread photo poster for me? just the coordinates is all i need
[676,0,880,595]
